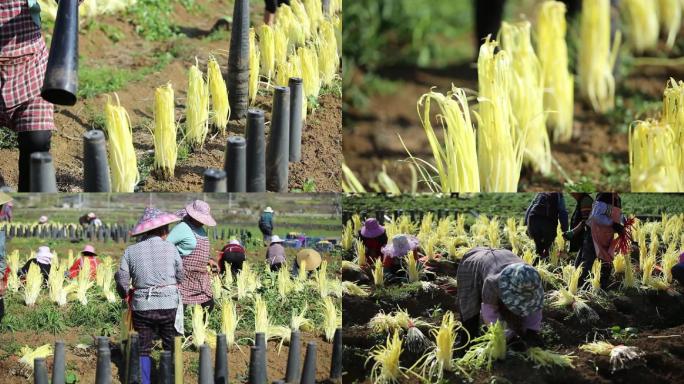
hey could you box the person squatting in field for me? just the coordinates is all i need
[0,0,84,191]
[359,218,388,265]
[218,238,247,276]
[291,248,322,278]
[17,245,53,282]
[456,247,545,351]
[563,193,594,253]
[168,200,218,315]
[67,244,100,280]
[381,234,424,282]
[115,207,184,384]
[525,192,569,261]
[265,235,287,271]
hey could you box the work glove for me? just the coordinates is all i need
[562,230,573,240]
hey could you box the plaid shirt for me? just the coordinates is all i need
[178,233,213,305]
[456,247,524,321]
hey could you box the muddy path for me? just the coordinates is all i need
[0,0,342,192]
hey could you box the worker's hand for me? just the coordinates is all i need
[562,230,573,240]
[208,259,219,274]
[522,330,545,348]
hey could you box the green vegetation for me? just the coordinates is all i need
[0,127,18,149]
[129,0,177,41]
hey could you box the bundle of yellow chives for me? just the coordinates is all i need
[330,0,342,14]
[207,56,230,134]
[477,38,523,192]
[578,0,621,113]
[333,16,342,56]
[500,21,551,176]
[303,0,324,36]
[318,19,339,86]
[104,94,138,192]
[658,0,682,49]
[629,120,682,192]
[152,83,177,179]
[662,78,684,183]
[341,163,367,193]
[536,1,574,143]
[621,0,659,53]
[259,24,276,80]
[415,87,480,193]
[274,28,289,69]
[292,0,312,39]
[299,46,321,100]
[277,5,306,49]
[249,28,261,106]
[186,61,210,150]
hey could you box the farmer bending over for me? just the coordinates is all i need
[457,247,544,350]
[563,193,594,253]
[79,212,102,228]
[18,246,53,283]
[291,248,322,278]
[67,244,100,280]
[0,193,12,322]
[0,0,84,191]
[115,207,183,384]
[525,192,568,260]
[266,235,286,272]
[359,218,388,265]
[264,0,290,25]
[169,200,217,314]
[574,193,624,289]
[219,239,246,276]
[381,234,422,282]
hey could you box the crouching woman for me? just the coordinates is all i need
[115,208,184,384]
[456,247,544,350]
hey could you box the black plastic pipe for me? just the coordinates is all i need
[248,346,266,384]
[300,342,316,384]
[227,0,250,119]
[246,109,266,192]
[224,136,246,192]
[288,78,303,162]
[159,351,172,384]
[199,344,213,384]
[215,334,228,384]
[330,328,342,380]
[266,86,290,192]
[34,358,49,384]
[83,130,111,192]
[95,345,112,384]
[41,0,78,105]
[203,169,227,192]
[30,152,58,192]
[285,331,301,383]
[52,340,66,384]
[127,333,140,384]
[255,332,266,350]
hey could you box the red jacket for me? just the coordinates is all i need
[68,256,100,279]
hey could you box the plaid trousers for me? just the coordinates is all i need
[132,308,178,356]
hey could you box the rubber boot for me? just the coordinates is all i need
[140,356,152,384]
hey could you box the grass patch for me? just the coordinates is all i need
[0,127,18,149]
[128,0,177,41]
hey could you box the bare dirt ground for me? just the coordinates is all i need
[0,0,341,192]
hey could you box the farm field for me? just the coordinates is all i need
[341,194,684,383]
[0,193,342,383]
[0,0,342,192]
[343,0,684,192]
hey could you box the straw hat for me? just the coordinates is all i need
[81,244,97,256]
[270,235,284,244]
[498,263,544,317]
[382,234,419,259]
[263,207,274,213]
[297,249,322,271]
[0,192,12,206]
[184,200,217,227]
[131,207,180,236]
[36,246,54,265]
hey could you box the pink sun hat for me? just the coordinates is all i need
[361,218,385,238]
[81,244,97,256]
[131,207,181,236]
[184,200,217,227]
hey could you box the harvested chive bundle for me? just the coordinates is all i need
[153,83,177,179]
[207,56,230,134]
[104,94,138,192]
[186,60,210,150]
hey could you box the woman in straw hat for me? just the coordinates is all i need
[292,248,322,278]
[67,244,100,280]
[168,200,217,313]
[0,192,13,322]
[259,206,275,245]
[359,218,388,264]
[456,247,545,351]
[115,207,183,384]
[265,235,286,272]
[381,234,422,281]
[18,245,53,282]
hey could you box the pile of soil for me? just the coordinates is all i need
[0,0,341,192]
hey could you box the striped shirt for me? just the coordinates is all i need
[456,247,523,321]
[116,236,183,311]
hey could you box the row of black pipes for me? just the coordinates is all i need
[33,329,342,383]
[27,0,323,193]
[1,223,252,244]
